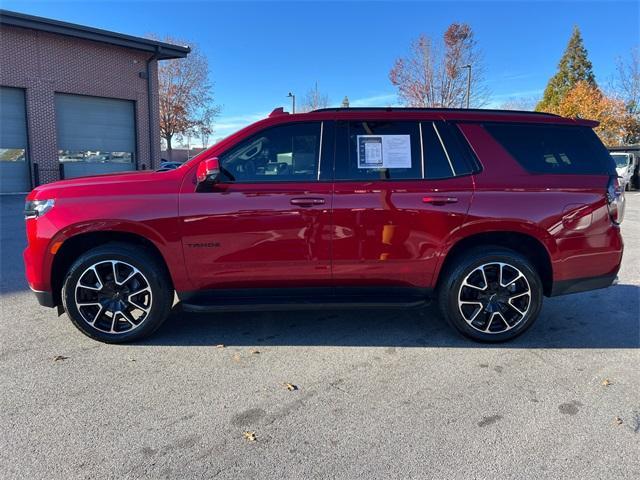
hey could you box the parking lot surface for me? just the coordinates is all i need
[1,193,638,479]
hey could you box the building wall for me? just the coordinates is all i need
[0,25,162,185]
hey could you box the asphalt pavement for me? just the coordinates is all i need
[1,193,638,479]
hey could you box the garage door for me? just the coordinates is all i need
[55,94,136,179]
[0,87,31,193]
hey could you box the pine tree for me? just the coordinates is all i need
[536,26,596,111]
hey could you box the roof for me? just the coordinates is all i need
[0,9,190,59]
[312,106,561,118]
[303,106,597,127]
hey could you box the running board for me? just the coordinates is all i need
[180,297,429,313]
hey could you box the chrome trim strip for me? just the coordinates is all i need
[317,121,324,181]
[419,123,425,179]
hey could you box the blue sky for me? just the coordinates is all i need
[3,0,639,143]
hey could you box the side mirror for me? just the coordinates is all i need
[196,157,221,185]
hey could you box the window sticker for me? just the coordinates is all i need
[359,136,383,167]
[357,135,411,169]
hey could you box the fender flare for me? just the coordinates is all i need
[46,219,191,295]
[432,220,557,286]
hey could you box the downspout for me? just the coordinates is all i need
[145,46,161,170]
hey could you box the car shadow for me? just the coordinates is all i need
[142,283,640,349]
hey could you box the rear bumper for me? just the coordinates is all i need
[550,273,618,297]
[31,288,55,308]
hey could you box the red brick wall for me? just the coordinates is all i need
[0,25,162,185]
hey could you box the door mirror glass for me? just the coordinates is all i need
[196,157,221,184]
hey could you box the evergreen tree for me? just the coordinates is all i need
[536,26,596,111]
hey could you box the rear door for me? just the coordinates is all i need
[331,119,475,290]
[179,121,335,291]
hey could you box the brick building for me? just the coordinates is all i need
[0,9,189,193]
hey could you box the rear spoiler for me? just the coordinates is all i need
[573,118,599,128]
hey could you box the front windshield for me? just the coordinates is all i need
[611,153,630,168]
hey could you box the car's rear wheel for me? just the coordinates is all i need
[438,247,543,342]
[62,243,172,343]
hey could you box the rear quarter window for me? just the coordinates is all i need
[483,123,616,175]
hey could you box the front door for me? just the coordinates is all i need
[179,121,334,291]
[331,119,475,290]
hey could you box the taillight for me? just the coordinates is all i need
[606,176,625,224]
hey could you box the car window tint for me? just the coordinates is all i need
[219,122,321,182]
[435,122,475,175]
[421,122,454,179]
[335,120,422,180]
[484,123,616,175]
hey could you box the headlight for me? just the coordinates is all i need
[24,199,55,220]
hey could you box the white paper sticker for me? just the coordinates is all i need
[357,135,411,169]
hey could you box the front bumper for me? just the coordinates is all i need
[31,288,55,308]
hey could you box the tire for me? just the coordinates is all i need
[437,247,543,343]
[62,242,173,343]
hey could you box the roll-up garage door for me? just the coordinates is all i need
[0,87,30,193]
[55,94,136,178]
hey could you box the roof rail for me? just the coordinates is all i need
[312,106,561,117]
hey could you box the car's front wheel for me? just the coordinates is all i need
[62,243,173,343]
[438,247,543,342]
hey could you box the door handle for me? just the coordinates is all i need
[290,197,325,207]
[422,196,458,205]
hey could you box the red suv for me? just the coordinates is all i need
[23,108,624,343]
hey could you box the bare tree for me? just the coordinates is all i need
[299,82,330,112]
[389,24,489,108]
[197,107,218,148]
[154,36,216,158]
[614,47,640,115]
[607,47,640,144]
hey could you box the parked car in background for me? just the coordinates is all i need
[157,161,183,172]
[609,145,639,191]
[611,152,634,189]
[24,107,624,344]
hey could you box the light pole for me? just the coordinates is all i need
[287,92,296,114]
[462,64,472,109]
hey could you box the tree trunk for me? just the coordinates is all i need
[165,135,173,161]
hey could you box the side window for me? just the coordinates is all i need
[434,122,476,176]
[219,122,321,182]
[483,123,615,175]
[421,122,476,179]
[421,122,455,179]
[335,120,422,180]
